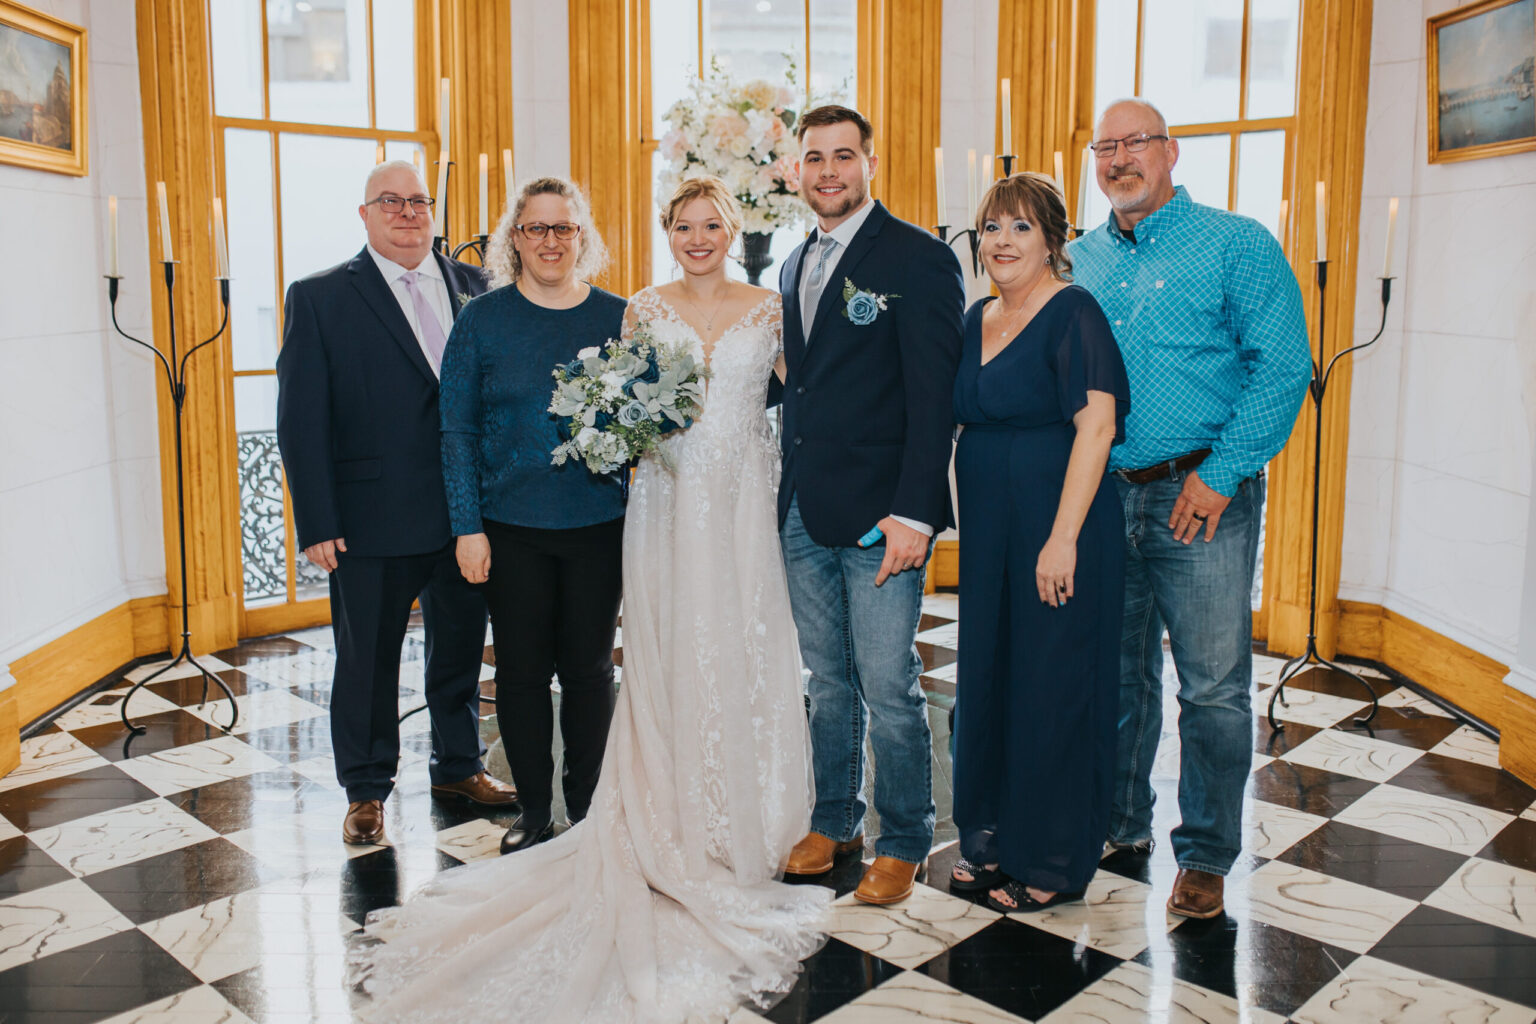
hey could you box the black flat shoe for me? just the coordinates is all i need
[948,857,1004,893]
[500,818,555,855]
[986,879,1087,913]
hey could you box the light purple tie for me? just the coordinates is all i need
[399,270,448,371]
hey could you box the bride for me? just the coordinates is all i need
[349,176,831,1023]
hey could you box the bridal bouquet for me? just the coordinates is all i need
[655,58,812,235]
[548,322,708,474]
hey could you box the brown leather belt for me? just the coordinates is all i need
[1116,448,1211,485]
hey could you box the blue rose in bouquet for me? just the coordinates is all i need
[840,277,898,326]
[548,320,709,474]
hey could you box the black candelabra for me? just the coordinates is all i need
[1266,262,1397,731]
[105,264,239,734]
[431,157,492,265]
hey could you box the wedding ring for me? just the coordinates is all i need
[1191,512,1208,520]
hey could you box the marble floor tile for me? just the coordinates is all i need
[1279,728,1424,783]
[116,735,286,797]
[0,731,110,793]
[124,655,236,683]
[922,661,958,683]
[826,882,1000,969]
[915,622,960,648]
[139,886,361,983]
[1524,803,1536,822]
[819,970,1029,1023]
[290,754,341,788]
[98,983,260,1023]
[996,869,1176,961]
[234,649,337,689]
[433,817,506,863]
[279,626,334,650]
[0,877,135,972]
[184,689,329,736]
[224,823,387,875]
[55,686,181,731]
[1242,861,1418,954]
[1250,752,1274,773]
[1378,685,1456,718]
[1429,726,1504,769]
[29,797,220,877]
[1043,961,1288,1024]
[922,593,959,617]
[1424,856,1536,941]
[0,813,21,842]
[1290,953,1535,1024]
[1333,783,1515,856]
[1244,800,1329,858]
[1265,687,1371,729]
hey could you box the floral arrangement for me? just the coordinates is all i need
[840,278,899,325]
[548,322,709,474]
[656,59,812,235]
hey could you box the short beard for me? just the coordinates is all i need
[807,179,866,221]
[1104,169,1150,212]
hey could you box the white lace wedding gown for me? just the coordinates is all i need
[349,288,829,1023]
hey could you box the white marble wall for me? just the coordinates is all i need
[511,3,572,186]
[1343,0,1536,679]
[0,0,164,689]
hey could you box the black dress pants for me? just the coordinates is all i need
[328,541,488,802]
[481,516,624,826]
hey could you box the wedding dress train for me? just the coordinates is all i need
[349,288,829,1023]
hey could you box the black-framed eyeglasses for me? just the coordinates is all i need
[516,222,581,240]
[1089,133,1170,158]
[366,195,435,214]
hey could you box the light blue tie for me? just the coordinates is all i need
[802,236,839,341]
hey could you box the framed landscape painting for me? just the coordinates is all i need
[1428,0,1536,163]
[0,1,87,176]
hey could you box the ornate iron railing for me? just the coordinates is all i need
[237,430,325,602]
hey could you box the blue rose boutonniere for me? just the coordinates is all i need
[840,278,899,326]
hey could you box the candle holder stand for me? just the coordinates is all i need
[1266,264,1397,731]
[999,154,1016,177]
[105,265,239,734]
[932,224,981,277]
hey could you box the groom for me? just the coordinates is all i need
[777,105,964,905]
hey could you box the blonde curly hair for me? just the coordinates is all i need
[484,176,609,288]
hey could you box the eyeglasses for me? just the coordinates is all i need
[1089,133,1170,158]
[516,222,581,240]
[366,195,435,214]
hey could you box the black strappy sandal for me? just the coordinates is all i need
[948,857,1004,893]
[985,879,1087,913]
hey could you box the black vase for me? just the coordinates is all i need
[741,230,774,286]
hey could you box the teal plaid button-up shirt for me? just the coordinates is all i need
[1069,186,1312,497]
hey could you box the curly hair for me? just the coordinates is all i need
[484,176,609,288]
[975,172,1074,281]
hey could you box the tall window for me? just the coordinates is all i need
[1090,0,1300,609]
[644,0,858,287]
[210,0,429,621]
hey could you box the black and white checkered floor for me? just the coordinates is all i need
[2,592,1534,1023]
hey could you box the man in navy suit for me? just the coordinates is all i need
[276,161,516,846]
[777,106,965,904]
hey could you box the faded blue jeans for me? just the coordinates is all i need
[1110,468,1264,876]
[780,497,936,864]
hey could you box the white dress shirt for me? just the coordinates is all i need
[368,245,454,378]
[797,198,933,539]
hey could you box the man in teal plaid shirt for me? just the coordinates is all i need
[1070,98,1311,920]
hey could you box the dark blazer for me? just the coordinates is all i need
[777,201,964,547]
[276,247,488,558]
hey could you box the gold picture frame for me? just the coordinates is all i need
[0,1,87,176]
[1427,0,1536,164]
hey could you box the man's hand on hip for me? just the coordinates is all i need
[1169,470,1230,544]
[874,516,929,587]
[303,537,346,572]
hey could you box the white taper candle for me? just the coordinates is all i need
[212,197,229,278]
[108,195,120,277]
[1315,181,1327,262]
[1381,197,1399,278]
[156,181,173,262]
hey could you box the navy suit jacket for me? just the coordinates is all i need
[276,247,488,558]
[777,202,964,547]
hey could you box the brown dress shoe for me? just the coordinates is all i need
[431,771,519,807]
[856,856,924,905]
[342,799,385,845]
[784,832,865,876]
[1168,867,1225,918]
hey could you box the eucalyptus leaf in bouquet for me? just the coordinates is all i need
[549,321,709,474]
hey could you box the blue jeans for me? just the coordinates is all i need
[1111,469,1263,876]
[780,497,936,863]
